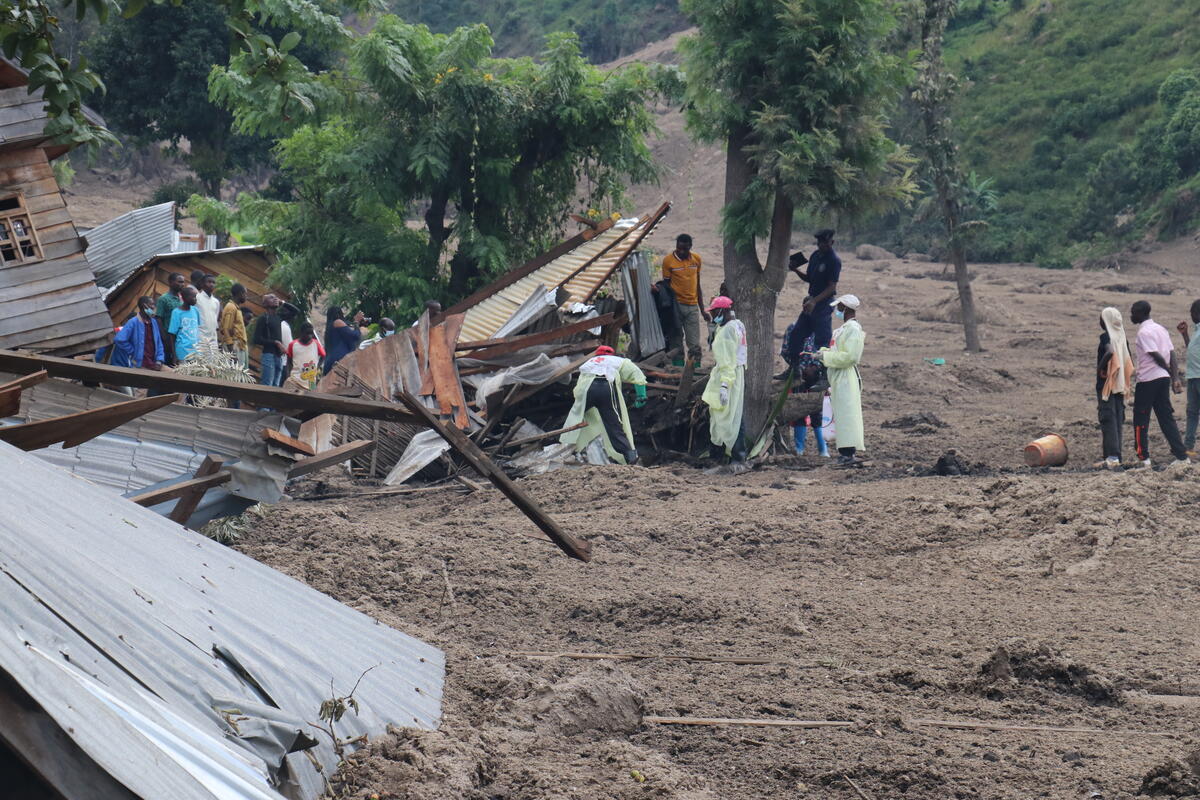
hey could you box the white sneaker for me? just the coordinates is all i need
[1105,457,1121,469]
[1139,459,1152,468]
[1173,458,1191,466]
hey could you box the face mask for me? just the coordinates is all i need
[713,314,725,325]
[834,309,845,320]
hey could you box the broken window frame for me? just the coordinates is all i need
[0,193,43,266]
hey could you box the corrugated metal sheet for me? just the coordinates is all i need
[0,437,444,800]
[458,206,669,343]
[85,202,177,293]
[6,378,293,521]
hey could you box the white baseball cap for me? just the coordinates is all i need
[831,294,860,310]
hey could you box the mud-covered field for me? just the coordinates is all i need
[239,245,1200,799]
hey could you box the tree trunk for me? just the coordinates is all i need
[721,125,793,435]
[950,240,981,351]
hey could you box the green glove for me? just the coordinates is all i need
[634,383,647,408]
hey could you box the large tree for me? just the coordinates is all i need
[88,1,265,194]
[913,0,983,352]
[0,0,363,150]
[209,21,660,319]
[678,0,916,432]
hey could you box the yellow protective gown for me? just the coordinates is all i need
[559,356,647,464]
[819,319,865,450]
[702,318,747,454]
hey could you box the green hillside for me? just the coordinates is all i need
[387,0,687,62]
[944,0,1200,262]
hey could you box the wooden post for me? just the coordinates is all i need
[397,391,592,562]
[167,454,226,526]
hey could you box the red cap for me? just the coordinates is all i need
[707,295,733,312]
[595,345,615,356]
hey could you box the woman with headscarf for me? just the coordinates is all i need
[1097,306,1135,468]
[323,306,364,375]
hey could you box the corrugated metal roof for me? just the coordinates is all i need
[0,437,444,799]
[11,378,292,514]
[85,202,177,293]
[458,205,669,343]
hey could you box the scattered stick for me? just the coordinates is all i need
[296,483,476,502]
[843,774,873,800]
[505,650,782,665]
[454,473,485,492]
[643,716,853,729]
[738,736,769,747]
[910,719,1174,736]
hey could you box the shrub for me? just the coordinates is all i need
[1158,69,1200,111]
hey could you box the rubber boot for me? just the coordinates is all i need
[793,423,806,455]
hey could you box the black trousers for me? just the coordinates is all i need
[586,378,636,459]
[1133,377,1187,461]
[1097,390,1124,460]
[709,420,748,462]
[785,306,833,365]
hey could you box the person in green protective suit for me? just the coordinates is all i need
[559,345,648,464]
[702,295,748,462]
[819,294,866,466]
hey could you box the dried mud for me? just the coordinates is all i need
[238,251,1200,799]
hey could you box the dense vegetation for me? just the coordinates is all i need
[941,0,1200,263]
[203,22,661,319]
[387,0,687,62]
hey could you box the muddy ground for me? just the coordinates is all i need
[239,245,1200,799]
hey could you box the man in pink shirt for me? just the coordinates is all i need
[1130,300,1188,466]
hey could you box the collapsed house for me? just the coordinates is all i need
[0,58,114,355]
[314,202,717,483]
[0,436,444,799]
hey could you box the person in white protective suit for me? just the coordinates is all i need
[818,294,866,467]
[559,345,648,465]
[701,295,748,462]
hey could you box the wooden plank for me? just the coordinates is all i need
[397,391,592,562]
[261,426,316,455]
[643,717,854,729]
[0,392,181,450]
[0,368,46,416]
[12,176,60,199]
[287,439,376,478]
[415,311,433,395]
[428,323,456,416]
[459,313,620,360]
[28,205,73,229]
[127,469,232,508]
[0,350,428,426]
[166,454,225,525]
[439,219,616,318]
[443,312,466,348]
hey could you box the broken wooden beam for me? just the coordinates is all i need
[262,427,316,456]
[287,439,377,479]
[397,391,592,562]
[166,455,228,524]
[0,392,182,451]
[0,350,425,426]
[127,470,233,508]
[457,313,621,360]
[643,717,854,729]
[0,369,48,417]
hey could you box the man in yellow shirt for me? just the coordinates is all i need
[218,282,248,368]
[654,233,708,365]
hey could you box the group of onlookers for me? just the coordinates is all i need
[1097,299,1200,468]
[103,270,401,394]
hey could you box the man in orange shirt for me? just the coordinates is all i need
[654,233,708,365]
